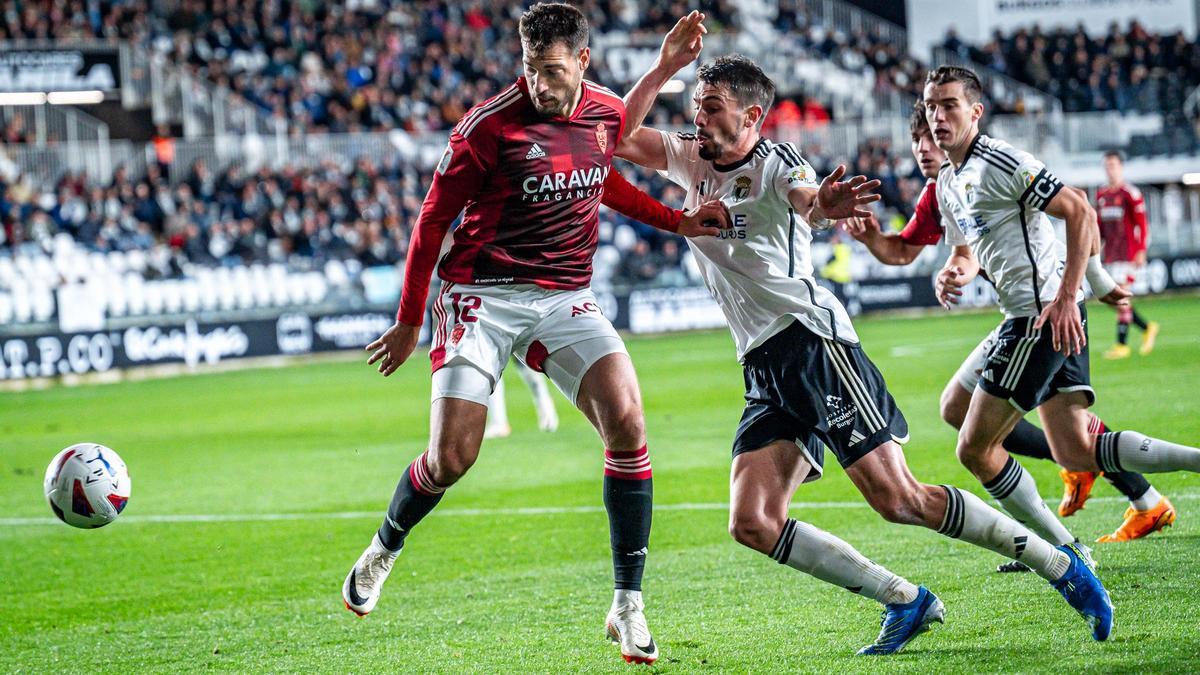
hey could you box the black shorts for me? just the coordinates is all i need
[732,320,910,482]
[977,303,1095,413]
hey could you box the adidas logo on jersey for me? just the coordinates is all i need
[525,143,546,160]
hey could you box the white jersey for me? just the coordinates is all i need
[936,134,1081,318]
[658,130,859,361]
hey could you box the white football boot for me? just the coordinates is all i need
[605,591,658,665]
[342,533,400,616]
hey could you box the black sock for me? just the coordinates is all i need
[1001,419,1054,461]
[1117,320,1130,345]
[1103,471,1152,501]
[377,451,446,552]
[604,446,653,591]
[1131,309,1149,330]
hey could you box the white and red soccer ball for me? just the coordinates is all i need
[43,443,131,528]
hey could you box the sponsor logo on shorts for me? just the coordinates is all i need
[570,302,601,317]
[825,394,858,430]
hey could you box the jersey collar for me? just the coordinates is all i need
[954,132,984,175]
[712,138,768,173]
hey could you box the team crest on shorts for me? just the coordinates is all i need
[450,323,466,347]
[595,123,607,152]
[733,175,752,201]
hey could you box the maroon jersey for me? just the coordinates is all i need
[898,179,944,246]
[1095,183,1148,263]
[398,77,626,325]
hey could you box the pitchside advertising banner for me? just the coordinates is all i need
[3,254,1199,379]
[0,45,122,95]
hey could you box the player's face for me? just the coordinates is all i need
[1104,155,1124,185]
[692,83,760,161]
[922,81,983,155]
[522,42,589,117]
[910,130,945,179]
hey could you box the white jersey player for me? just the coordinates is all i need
[617,51,1113,654]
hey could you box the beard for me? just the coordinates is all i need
[697,133,723,160]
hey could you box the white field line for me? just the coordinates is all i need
[4,493,1197,527]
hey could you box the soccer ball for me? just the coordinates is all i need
[43,443,131,529]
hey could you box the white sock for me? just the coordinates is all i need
[938,486,1071,581]
[486,377,508,429]
[982,456,1075,546]
[1097,431,1200,473]
[771,518,920,605]
[612,588,642,609]
[1131,485,1162,512]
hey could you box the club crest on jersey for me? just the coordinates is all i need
[595,123,607,152]
[733,175,752,201]
[964,182,976,205]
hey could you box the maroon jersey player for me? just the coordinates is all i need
[844,102,1173,550]
[1096,150,1160,359]
[342,7,726,665]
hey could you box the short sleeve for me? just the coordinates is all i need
[1006,154,1064,212]
[898,181,944,246]
[656,129,697,189]
[770,142,820,197]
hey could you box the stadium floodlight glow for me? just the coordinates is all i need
[660,79,686,94]
[46,90,105,105]
[0,92,47,105]
[1183,173,1200,186]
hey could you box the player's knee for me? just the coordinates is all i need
[728,512,778,553]
[426,446,476,486]
[955,438,989,475]
[601,404,646,453]
[939,388,968,430]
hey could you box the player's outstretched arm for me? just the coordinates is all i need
[615,11,706,169]
[1036,186,1097,354]
[843,215,923,265]
[936,245,979,309]
[601,169,727,236]
[787,164,881,229]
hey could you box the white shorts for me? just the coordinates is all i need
[954,324,1002,393]
[429,283,627,406]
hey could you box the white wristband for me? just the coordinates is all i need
[1086,254,1118,298]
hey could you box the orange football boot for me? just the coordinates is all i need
[1097,497,1177,543]
[1058,469,1099,517]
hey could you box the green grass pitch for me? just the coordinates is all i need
[3,295,1199,672]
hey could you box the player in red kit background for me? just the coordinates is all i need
[1096,150,1160,359]
[341,6,726,665]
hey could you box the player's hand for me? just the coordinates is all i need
[1097,284,1131,307]
[842,214,881,242]
[679,199,730,237]
[936,265,965,309]
[366,321,421,376]
[1034,296,1086,356]
[657,11,707,73]
[815,165,881,220]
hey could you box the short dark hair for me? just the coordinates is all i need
[925,65,983,104]
[696,55,776,121]
[1103,149,1126,162]
[909,99,930,142]
[519,2,589,55]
